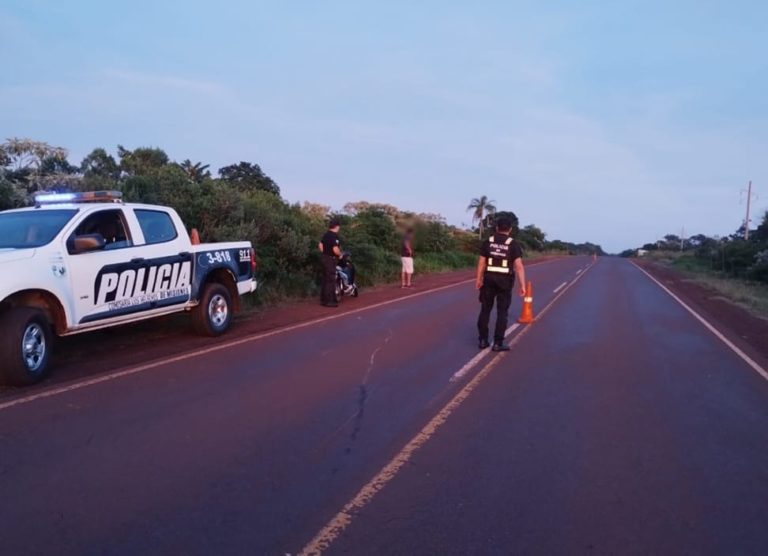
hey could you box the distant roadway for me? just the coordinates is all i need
[1,256,767,555]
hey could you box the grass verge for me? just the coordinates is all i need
[646,252,768,319]
[679,274,768,318]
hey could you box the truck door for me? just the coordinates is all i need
[67,208,191,326]
[67,208,141,325]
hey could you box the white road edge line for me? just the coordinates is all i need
[575,269,582,275]
[0,259,565,412]
[632,263,768,383]
[298,262,596,556]
[553,281,568,294]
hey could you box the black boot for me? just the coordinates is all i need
[492,342,510,352]
[478,338,490,350]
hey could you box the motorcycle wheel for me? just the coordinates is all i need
[334,279,342,304]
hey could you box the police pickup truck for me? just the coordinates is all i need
[0,191,257,385]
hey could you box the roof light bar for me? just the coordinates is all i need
[34,191,123,205]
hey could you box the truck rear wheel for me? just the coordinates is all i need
[0,307,53,386]
[192,282,233,337]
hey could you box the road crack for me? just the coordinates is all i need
[347,328,394,450]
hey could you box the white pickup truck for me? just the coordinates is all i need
[0,191,257,385]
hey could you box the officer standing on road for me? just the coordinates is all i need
[476,217,526,351]
[319,219,343,307]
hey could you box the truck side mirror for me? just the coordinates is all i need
[69,233,106,254]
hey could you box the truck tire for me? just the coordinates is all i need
[0,307,53,386]
[192,282,233,337]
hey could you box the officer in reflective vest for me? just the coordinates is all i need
[476,217,526,351]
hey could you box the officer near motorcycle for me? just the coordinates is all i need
[319,218,343,307]
[476,217,526,351]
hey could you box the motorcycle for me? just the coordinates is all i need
[334,252,359,303]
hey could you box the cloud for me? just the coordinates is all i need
[103,69,226,97]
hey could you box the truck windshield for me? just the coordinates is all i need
[0,210,78,249]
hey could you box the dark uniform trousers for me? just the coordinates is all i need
[321,255,338,304]
[477,272,515,343]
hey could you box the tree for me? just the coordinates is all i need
[752,211,768,243]
[687,234,709,249]
[37,155,82,191]
[467,195,497,239]
[517,224,547,251]
[177,159,211,183]
[0,138,69,192]
[121,164,192,209]
[416,212,446,224]
[345,208,399,251]
[0,138,68,173]
[39,156,78,176]
[413,221,455,252]
[81,148,120,180]
[0,177,23,210]
[547,239,569,252]
[301,201,331,221]
[218,161,280,196]
[343,201,399,220]
[118,146,169,176]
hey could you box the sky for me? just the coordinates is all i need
[1,0,766,252]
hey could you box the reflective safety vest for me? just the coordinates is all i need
[486,235,514,274]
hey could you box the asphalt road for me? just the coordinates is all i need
[1,257,767,555]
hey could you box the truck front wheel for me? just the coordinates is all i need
[0,307,53,386]
[192,282,233,337]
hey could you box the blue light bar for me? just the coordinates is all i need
[34,191,123,205]
[34,192,77,204]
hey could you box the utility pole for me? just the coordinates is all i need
[744,180,753,240]
[680,226,685,251]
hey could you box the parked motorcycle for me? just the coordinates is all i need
[335,252,359,303]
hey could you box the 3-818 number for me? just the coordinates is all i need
[205,250,232,265]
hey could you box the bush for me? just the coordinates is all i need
[454,229,480,254]
[414,221,456,253]
[350,243,401,285]
[749,250,768,283]
[344,208,399,251]
[415,251,476,273]
[0,178,23,210]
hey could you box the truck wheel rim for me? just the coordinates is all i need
[209,294,229,328]
[22,324,46,372]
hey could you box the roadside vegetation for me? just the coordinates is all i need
[0,138,604,304]
[621,216,768,317]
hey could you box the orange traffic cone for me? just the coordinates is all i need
[518,281,535,324]
[190,228,201,245]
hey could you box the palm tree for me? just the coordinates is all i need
[177,159,211,183]
[467,195,497,239]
